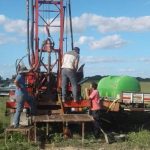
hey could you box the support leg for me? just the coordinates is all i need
[82,122,85,144]
[5,130,7,145]
[46,123,49,136]
[34,122,37,143]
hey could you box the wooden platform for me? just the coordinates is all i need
[5,126,34,144]
[33,114,93,122]
[33,114,94,143]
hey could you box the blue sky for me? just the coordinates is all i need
[0,0,150,79]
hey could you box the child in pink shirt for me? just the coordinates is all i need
[86,82,101,138]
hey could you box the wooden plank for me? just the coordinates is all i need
[33,114,94,123]
[33,115,50,122]
[5,125,33,132]
[62,114,93,122]
[58,92,64,114]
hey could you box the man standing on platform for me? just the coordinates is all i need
[13,64,36,128]
[61,47,80,102]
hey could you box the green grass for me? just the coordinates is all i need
[0,96,10,131]
[37,130,150,150]
[0,132,38,150]
[127,130,150,149]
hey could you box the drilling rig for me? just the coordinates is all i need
[6,0,90,127]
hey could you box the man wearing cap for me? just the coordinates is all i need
[61,47,80,102]
[13,64,36,128]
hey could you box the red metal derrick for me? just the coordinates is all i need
[6,0,90,113]
[32,0,64,90]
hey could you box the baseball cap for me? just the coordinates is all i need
[73,47,80,54]
[18,64,28,73]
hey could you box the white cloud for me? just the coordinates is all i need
[4,19,26,34]
[90,34,127,49]
[119,68,136,73]
[0,13,150,49]
[0,14,26,35]
[1,12,150,35]
[138,57,150,63]
[117,68,144,77]
[0,14,6,24]
[75,36,94,45]
[72,13,150,33]
[0,34,25,45]
[76,34,127,49]
[0,34,17,45]
[97,16,150,33]
[1,13,150,37]
[80,56,124,64]
[81,56,150,65]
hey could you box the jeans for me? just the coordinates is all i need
[13,94,36,127]
[62,68,78,101]
[90,110,101,138]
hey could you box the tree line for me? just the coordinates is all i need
[0,75,15,87]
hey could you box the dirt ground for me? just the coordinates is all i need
[43,143,128,150]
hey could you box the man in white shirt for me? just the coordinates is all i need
[61,47,80,102]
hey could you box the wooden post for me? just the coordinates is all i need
[5,130,7,145]
[28,129,30,142]
[82,122,85,144]
[58,92,64,114]
[34,122,37,143]
[46,123,49,136]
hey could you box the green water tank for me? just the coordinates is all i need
[98,76,141,100]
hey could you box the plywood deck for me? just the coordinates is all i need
[33,114,94,123]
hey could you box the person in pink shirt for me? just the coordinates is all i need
[85,82,102,138]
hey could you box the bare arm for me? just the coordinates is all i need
[85,88,91,100]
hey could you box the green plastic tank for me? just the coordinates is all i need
[98,76,141,100]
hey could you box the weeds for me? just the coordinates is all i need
[0,131,38,150]
[49,133,64,143]
[127,130,150,149]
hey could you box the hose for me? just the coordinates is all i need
[107,98,120,112]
